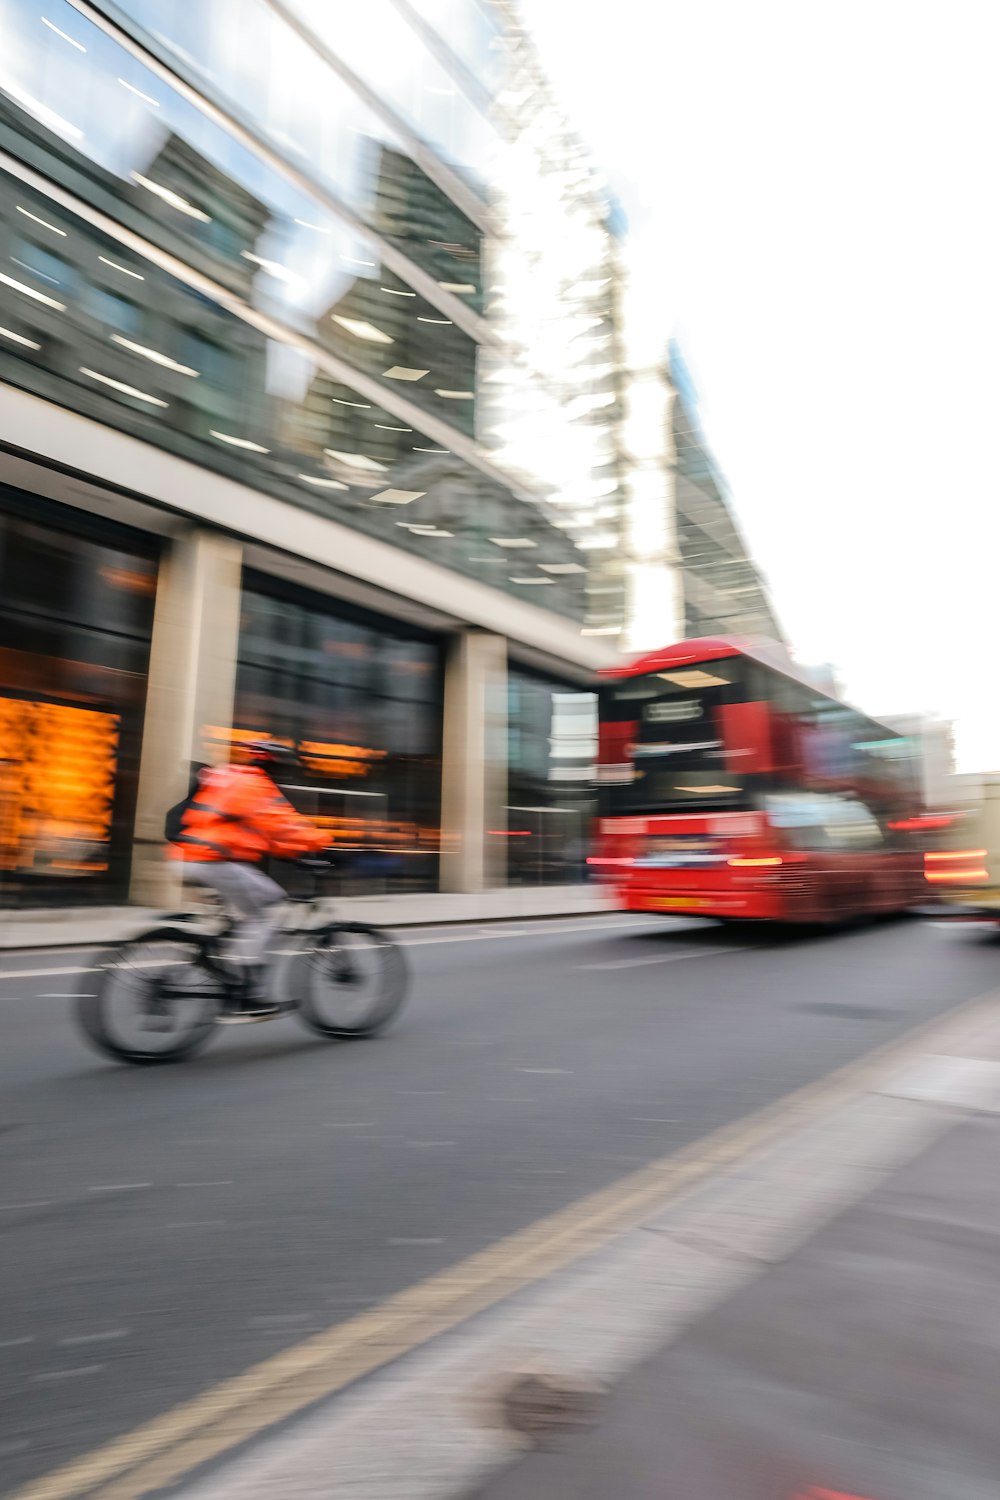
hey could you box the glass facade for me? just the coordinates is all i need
[0,0,592,618]
[114,0,504,203]
[281,0,503,193]
[0,490,157,907]
[670,347,782,642]
[479,20,629,635]
[0,0,627,908]
[0,172,585,616]
[505,668,596,886]
[399,0,506,98]
[233,575,443,892]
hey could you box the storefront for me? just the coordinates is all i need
[505,668,597,886]
[232,573,444,892]
[0,489,157,907]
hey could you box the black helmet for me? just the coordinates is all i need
[244,740,300,778]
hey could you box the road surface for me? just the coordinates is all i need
[0,912,995,1493]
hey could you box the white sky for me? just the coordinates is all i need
[523,0,1000,770]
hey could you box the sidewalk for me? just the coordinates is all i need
[474,1112,1000,1500]
[0,885,614,950]
[167,990,1000,1500]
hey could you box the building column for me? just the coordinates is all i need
[622,365,684,652]
[439,630,507,893]
[129,528,243,905]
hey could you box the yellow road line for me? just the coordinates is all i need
[13,985,998,1500]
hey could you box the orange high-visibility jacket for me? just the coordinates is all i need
[167,764,327,864]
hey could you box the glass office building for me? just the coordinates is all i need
[0,0,615,905]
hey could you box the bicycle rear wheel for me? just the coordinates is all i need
[76,927,221,1064]
[296,922,408,1038]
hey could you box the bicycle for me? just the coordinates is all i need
[75,860,409,1064]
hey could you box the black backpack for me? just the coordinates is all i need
[164,764,209,843]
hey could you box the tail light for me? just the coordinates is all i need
[924,850,988,883]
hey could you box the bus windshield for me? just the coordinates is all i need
[598,659,749,814]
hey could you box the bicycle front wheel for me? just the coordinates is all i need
[76,927,221,1064]
[296,922,408,1038]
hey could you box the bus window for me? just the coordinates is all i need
[598,660,747,814]
[762,792,831,850]
[823,797,884,851]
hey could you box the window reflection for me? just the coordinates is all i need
[506,670,597,887]
[0,91,483,425]
[0,175,586,616]
[77,0,491,303]
[234,577,442,892]
[0,0,590,617]
[270,0,501,195]
[401,0,505,98]
[0,0,484,316]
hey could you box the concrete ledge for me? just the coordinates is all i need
[0,886,616,951]
[335,886,615,927]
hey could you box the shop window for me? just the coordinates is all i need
[234,576,442,893]
[0,492,157,907]
[506,668,596,887]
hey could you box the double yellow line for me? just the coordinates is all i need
[13,985,997,1500]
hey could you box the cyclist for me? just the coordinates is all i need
[168,741,328,1015]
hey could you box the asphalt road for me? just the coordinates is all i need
[0,912,997,1494]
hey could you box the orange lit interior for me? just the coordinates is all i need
[0,696,120,875]
[204,725,437,854]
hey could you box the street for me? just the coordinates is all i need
[1,913,997,1495]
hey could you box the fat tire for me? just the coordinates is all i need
[296,922,408,1039]
[76,926,219,1065]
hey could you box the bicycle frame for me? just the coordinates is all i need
[76,866,407,1062]
[162,871,342,999]
[167,870,336,930]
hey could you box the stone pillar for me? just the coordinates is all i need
[129,528,243,905]
[622,364,684,652]
[439,630,507,893]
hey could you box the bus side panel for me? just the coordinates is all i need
[595,812,794,922]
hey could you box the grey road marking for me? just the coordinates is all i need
[0,965,91,979]
[87,1183,151,1193]
[582,947,748,971]
[59,1330,129,1346]
[250,1313,316,1328]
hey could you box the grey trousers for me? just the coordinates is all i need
[186,862,285,973]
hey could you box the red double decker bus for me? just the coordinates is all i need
[592,637,925,924]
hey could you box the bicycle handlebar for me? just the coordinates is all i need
[295,850,351,876]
